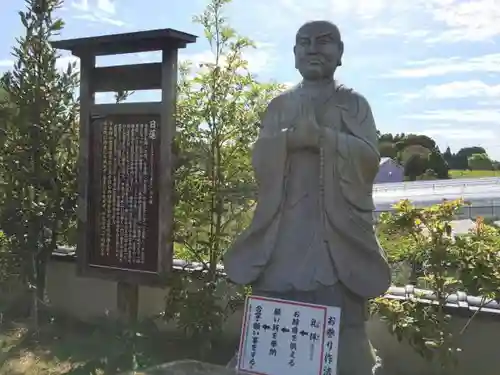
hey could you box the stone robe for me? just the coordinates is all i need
[223,83,391,300]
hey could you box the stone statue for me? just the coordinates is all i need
[223,20,391,375]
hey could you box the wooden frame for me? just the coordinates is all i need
[91,63,162,92]
[51,29,197,286]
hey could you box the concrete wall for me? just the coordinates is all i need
[46,258,500,375]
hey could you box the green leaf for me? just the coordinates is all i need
[52,19,65,31]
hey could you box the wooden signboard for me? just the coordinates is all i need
[51,29,198,289]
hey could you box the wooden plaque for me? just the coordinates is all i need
[88,114,160,273]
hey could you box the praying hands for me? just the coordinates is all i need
[286,102,322,151]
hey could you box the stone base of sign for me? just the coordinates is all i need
[120,360,239,375]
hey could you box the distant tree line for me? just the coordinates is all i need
[377,132,499,181]
[443,146,497,170]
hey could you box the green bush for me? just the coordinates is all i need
[373,199,500,373]
[0,231,20,286]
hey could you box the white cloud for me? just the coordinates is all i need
[267,0,416,32]
[244,45,274,74]
[71,0,114,13]
[271,0,500,43]
[0,60,13,69]
[56,56,79,71]
[424,0,500,43]
[70,0,89,11]
[396,80,500,101]
[403,29,432,38]
[477,99,500,107]
[403,109,500,123]
[397,118,495,158]
[416,126,500,160]
[421,128,496,141]
[0,56,77,73]
[325,0,393,19]
[358,27,399,38]
[355,0,500,43]
[70,0,124,26]
[0,56,79,73]
[73,13,125,27]
[179,43,274,75]
[385,54,500,78]
[97,0,115,14]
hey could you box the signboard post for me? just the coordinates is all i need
[237,296,341,375]
[51,29,197,321]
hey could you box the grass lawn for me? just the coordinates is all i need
[449,169,500,179]
[0,317,235,375]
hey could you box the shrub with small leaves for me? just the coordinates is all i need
[373,199,500,373]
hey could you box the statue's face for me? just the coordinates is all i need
[294,23,343,80]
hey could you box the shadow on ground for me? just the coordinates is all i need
[0,314,236,375]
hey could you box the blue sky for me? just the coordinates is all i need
[1,0,500,159]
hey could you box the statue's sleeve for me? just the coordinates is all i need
[222,97,288,286]
[251,97,287,184]
[320,92,391,298]
[324,92,380,186]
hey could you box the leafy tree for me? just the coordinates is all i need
[378,141,397,158]
[173,0,282,271]
[443,146,452,163]
[457,146,486,158]
[393,133,406,142]
[451,154,468,170]
[399,144,431,165]
[450,147,487,170]
[0,0,79,324]
[378,135,496,172]
[396,134,436,152]
[404,153,428,181]
[467,152,493,170]
[164,0,283,354]
[428,150,449,179]
[378,133,394,142]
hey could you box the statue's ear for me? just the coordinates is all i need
[256,110,265,128]
[259,110,265,121]
[293,45,299,69]
[338,41,344,67]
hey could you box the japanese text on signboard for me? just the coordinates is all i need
[89,115,159,272]
[238,296,341,375]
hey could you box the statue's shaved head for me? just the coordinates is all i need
[295,21,342,45]
[293,20,344,78]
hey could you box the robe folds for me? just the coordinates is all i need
[223,84,391,299]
